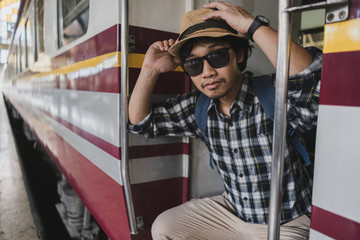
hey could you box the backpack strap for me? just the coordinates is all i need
[195,92,211,141]
[251,75,311,166]
[194,92,214,168]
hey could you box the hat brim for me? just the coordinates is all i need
[168,28,246,58]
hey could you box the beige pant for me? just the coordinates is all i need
[152,194,310,240]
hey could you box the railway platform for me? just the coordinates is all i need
[0,95,39,240]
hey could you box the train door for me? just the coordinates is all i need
[262,0,360,239]
[123,0,282,238]
[309,0,360,239]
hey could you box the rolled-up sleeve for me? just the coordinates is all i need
[128,91,202,138]
[286,47,323,133]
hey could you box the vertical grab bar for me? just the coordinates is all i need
[120,0,139,235]
[267,1,350,238]
[267,0,291,239]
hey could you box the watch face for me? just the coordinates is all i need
[258,16,269,25]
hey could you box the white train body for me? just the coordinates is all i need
[1,0,359,239]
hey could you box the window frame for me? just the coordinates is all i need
[57,0,89,48]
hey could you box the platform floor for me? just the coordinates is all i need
[0,96,39,239]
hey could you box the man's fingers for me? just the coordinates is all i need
[152,39,176,51]
[152,41,164,51]
[202,10,223,21]
[168,38,176,47]
[203,1,231,11]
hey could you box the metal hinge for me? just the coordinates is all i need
[284,0,349,23]
[325,1,349,24]
[136,216,144,231]
[129,35,135,53]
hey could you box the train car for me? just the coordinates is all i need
[1,0,359,240]
[1,0,196,239]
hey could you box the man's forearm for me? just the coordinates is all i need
[253,26,313,76]
[129,68,159,124]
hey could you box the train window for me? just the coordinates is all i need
[15,46,18,74]
[299,9,325,50]
[58,0,89,48]
[35,0,44,61]
[25,20,29,68]
[21,30,27,71]
[19,34,23,72]
[25,19,34,67]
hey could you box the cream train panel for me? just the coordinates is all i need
[130,155,189,185]
[312,105,360,222]
[30,89,120,146]
[309,230,334,240]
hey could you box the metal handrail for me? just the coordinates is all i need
[120,0,139,235]
[267,0,291,239]
[284,0,348,13]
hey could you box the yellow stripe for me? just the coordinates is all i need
[0,0,20,9]
[25,51,182,81]
[128,53,183,72]
[323,18,360,53]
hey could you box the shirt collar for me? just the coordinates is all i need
[233,77,254,113]
[206,77,254,115]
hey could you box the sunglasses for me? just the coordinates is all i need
[181,47,231,76]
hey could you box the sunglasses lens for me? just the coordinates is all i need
[207,48,230,68]
[182,48,230,76]
[182,58,203,76]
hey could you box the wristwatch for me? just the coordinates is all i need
[246,15,270,42]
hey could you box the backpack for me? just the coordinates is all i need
[194,74,312,168]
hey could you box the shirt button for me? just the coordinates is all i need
[244,197,248,201]
[233,148,238,153]
[239,173,244,178]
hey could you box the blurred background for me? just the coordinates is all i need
[0,0,20,72]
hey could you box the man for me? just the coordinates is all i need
[129,1,322,239]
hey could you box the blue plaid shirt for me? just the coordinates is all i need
[129,47,322,224]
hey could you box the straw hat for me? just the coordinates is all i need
[168,9,246,58]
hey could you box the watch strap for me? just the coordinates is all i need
[246,16,269,42]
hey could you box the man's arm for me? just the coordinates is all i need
[203,1,313,76]
[129,39,181,124]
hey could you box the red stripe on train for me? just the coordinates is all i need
[38,107,189,160]
[311,205,360,240]
[32,67,189,94]
[52,24,179,67]
[319,51,360,107]
[37,107,121,159]
[350,0,360,19]
[51,26,117,68]
[130,68,191,95]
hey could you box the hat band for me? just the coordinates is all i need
[178,21,238,41]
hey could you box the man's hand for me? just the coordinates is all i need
[142,39,181,75]
[129,39,180,125]
[202,1,254,34]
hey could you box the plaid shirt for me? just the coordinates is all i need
[129,47,322,224]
